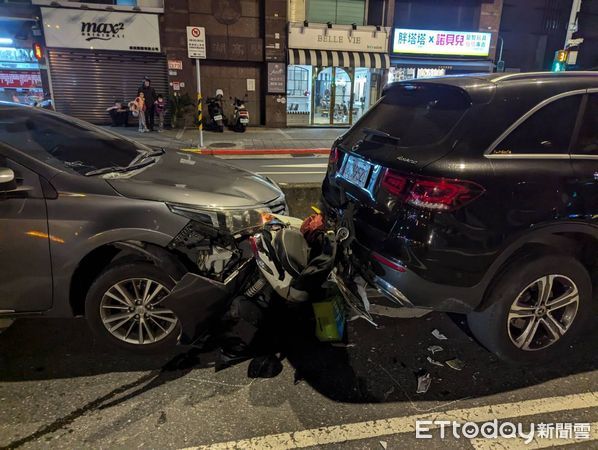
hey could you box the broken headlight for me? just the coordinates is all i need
[168,204,271,235]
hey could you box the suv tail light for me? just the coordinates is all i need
[381,169,484,211]
[329,146,339,165]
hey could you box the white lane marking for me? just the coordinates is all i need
[257,171,327,175]
[261,164,329,168]
[183,391,598,450]
[277,128,293,140]
[176,127,186,140]
[470,422,598,449]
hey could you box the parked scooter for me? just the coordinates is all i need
[230,96,249,132]
[205,89,225,132]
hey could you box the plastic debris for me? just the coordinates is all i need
[331,342,356,348]
[416,372,431,394]
[427,356,444,367]
[432,329,448,340]
[446,358,465,371]
[380,441,388,450]
[427,345,444,354]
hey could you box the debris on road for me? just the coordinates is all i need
[427,345,444,354]
[330,342,356,348]
[416,372,431,394]
[383,386,395,400]
[446,358,465,371]
[427,356,444,367]
[432,329,448,340]
[380,440,388,449]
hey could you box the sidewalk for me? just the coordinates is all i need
[105,125,340,154]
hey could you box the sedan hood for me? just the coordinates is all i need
[106,151,282,208]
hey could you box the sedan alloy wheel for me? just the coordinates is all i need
[100,278,178,345]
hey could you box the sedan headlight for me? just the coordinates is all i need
[168,204,271,234]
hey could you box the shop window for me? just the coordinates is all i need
[494,95,582,155]
[287,65,312,125]
[307,0,366,25]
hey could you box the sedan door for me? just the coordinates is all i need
[0,149,53,312]
[570,92,598,223]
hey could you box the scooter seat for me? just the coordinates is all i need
[274,228,309,279]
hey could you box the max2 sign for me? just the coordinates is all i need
[40,8,161,52]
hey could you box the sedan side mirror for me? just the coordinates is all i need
[0,167,17,192]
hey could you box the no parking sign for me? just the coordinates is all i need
[186,26,206,59]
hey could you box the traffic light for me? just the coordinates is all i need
[551,50,568,72]
[32,42,43,61]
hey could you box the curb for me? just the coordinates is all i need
[180,148,331,156]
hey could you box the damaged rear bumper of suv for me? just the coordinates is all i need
[347,239,486,314]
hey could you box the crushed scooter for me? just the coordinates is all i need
[161,208,375,370]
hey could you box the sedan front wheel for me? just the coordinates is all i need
[86,263,180,352]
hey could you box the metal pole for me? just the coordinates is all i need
[565,0,582,48]
[196,58,203,148]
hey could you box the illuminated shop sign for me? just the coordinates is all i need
[393,28,491,57]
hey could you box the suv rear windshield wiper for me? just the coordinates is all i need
[84,158,156,176]
[362,127,402,145]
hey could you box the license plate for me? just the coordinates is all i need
[340,155,372,188]
[240,118,249,124]
[214,114,223,121]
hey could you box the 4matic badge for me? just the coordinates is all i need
[81,22,125,41]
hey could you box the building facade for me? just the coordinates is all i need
[162,0,287,128]
[388,0,503,81]
[285,0,392,127]
[0,0,45,105]
[498,0,574,72]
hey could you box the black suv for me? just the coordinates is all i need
[323,72,598,363]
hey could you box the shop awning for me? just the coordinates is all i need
[288,49,390,69]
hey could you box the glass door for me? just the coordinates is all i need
[313,67,333,125]
[333,68,351,125]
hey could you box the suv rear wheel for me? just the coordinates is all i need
[468,255,592,364]
[86,263,180,352]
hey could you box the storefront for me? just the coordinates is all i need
[0,17,44,105]
[389,28,494,82]
[287,23,390,127]
[39,7,168,124]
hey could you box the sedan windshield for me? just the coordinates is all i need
[0,105,152,175]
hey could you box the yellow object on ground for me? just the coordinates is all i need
[312,295,345,342]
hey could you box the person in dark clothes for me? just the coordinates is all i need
[106,100,129,127]
[139,76,157,131]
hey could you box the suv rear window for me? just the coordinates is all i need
[341,83,471,148]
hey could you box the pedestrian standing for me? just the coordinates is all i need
[130,91,148,132]
[139,76,157,131]
[154,94,166,132]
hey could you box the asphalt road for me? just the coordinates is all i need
[215,154,329,185]
[1,310,597,449]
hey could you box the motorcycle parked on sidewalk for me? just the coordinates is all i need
[230,96,249,132]
[205,89,225,132]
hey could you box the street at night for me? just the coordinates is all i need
[1,0,598,449]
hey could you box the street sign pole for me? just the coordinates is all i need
[196,58,203,149]
[186,26,206,148]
